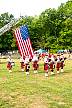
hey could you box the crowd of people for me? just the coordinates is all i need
[6,53,66,77]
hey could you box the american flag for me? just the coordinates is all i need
[14,25,33,58]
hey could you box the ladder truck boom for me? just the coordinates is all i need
[0,17,22,36]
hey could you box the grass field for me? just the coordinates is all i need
[0,58,72,108]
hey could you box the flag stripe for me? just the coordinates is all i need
[14,26,33,58]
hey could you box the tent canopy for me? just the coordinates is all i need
[34,49,47,54]
[57,50,64,53]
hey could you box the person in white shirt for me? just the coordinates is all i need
[32,54,39,74]
[20,56,25,72]
[44,55,49,77]
[7,56,13,72]
[24,56,30,75]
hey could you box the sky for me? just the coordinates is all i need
[0,0,68,18]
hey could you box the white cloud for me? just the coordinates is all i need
[0,0,68,18]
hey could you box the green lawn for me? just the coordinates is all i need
[0,59,72,108]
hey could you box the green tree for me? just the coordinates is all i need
[0,13,15,51]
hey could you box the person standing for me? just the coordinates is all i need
[56,54,61,74]
[20,56,25,72]
[32,54,39,74]
[7,56,13,73]
[44,55,49,77]
[49,58,55,75]
[24,56,30,75]
[60,53,64,72]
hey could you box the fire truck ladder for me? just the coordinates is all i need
[0,17,22,36]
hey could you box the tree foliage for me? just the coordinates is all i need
[0,1,72,52]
